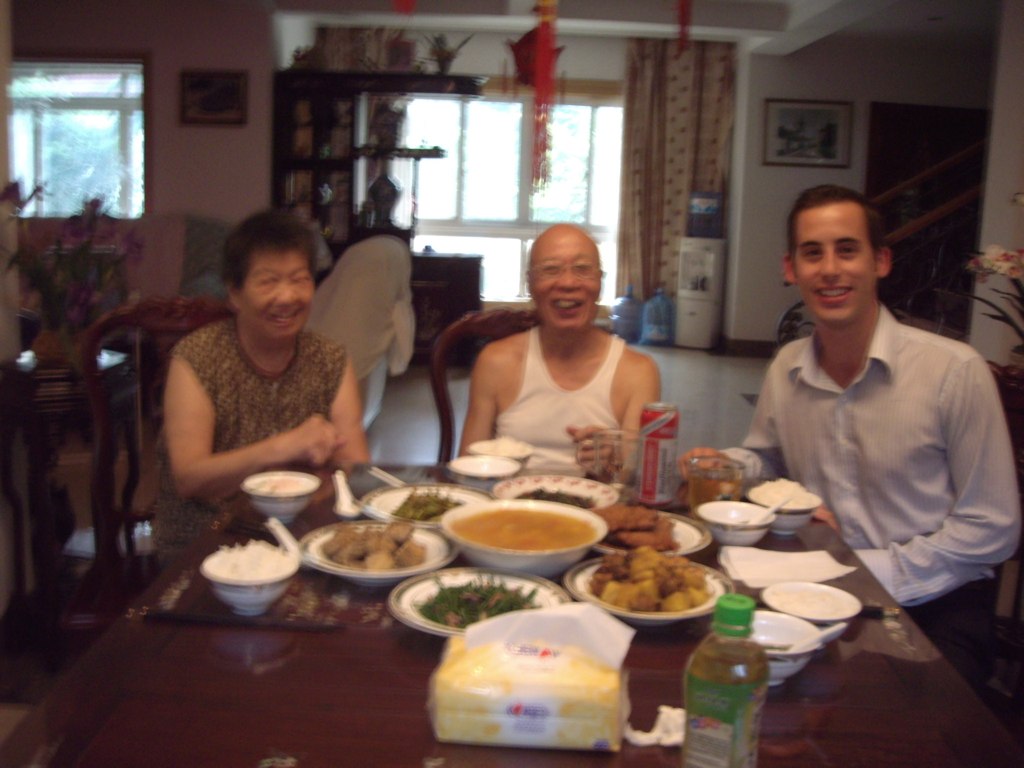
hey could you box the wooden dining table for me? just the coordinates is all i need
[3,464,1021,767]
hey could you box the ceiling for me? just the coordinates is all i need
[273,0,1000,55]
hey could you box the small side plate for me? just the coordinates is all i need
[447,455,522,479]
[760,581,862,623]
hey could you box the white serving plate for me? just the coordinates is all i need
[593,512,713,557]
[562,558,732,627]
[447,455,522,479]
[387,567,571,637]
[491,474,619,509]
[760,581,862,623]
[299,522,457,587]
[360,484,493,527]
[467,437,534,461]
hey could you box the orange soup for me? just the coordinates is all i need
[451,510,596,551]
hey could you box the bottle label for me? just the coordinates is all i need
[684,676,766,768]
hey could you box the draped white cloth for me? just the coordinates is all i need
[307,235,415,425]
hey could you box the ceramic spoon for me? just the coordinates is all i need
[748,495,794,525]
[264,517,302,562]
[785,621,849,654]
[333,469,360,518]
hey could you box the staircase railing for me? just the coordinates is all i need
[777,141,985,346]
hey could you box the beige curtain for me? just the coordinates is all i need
[618,40,735,300]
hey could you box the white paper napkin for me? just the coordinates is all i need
[333,470,359,518]
[624,706,685,747]
[465,603,635,669]
[719,546,856,588]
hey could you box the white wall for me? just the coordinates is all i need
[973,0,1024,363]
[274,22,627,81]
[728,33,994,344]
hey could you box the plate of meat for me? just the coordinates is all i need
[591,504,712,556]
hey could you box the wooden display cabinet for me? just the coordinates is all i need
[272,71,485,255]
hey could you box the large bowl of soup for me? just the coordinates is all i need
[440,500,609,578]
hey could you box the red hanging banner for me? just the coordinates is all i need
[392,0,417,14]
[532,0,558,188]
[678,0,692,53]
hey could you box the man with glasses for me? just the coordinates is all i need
[459,223,660,472]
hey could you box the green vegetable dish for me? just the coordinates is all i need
[417,577,540,629]
[393,489,459,521]
[515,488,594,508]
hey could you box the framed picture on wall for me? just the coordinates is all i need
[180,70,248,125]
[763,99,852,167]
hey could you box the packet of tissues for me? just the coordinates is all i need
[429,603,635,751]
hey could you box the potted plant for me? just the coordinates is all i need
[423,34,473,75]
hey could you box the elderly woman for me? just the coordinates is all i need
[157,210,369,558]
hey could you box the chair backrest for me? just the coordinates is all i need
[429,308,539,463]
[80,296,233,564]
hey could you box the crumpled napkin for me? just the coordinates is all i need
[719,546,856,588]
[624,706,685,747]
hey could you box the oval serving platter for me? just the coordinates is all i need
[300,521,457,587]
[360,483,493,527]
[593,512,713,557]
[562,558,732,627]
[387,567,571,637]
[492,474,619,509]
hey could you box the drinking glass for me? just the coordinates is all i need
[687,456,744,513]
[577,428,640,502]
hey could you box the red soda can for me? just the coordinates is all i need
[638,402,679,506]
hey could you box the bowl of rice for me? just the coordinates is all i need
[200,540,300,616]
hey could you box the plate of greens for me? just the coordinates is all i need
[360,484,493,527]
[387,567,571,637]
[491,475,618,509]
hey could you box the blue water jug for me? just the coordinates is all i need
[611,284,641,343]
[640,287,675,346]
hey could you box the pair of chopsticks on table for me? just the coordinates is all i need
[367,466,405,488]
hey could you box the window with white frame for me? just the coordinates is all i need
[8,60,145,217]
[404,91,622,303]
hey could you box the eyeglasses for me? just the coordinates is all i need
[530,262,604,282]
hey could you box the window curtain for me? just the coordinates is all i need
[618,40,735,300]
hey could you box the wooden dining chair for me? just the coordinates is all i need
[61,296,233,640]
[428,308,538,463]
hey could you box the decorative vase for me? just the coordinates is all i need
[368,160,401,227]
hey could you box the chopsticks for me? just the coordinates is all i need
[368,466,406,488]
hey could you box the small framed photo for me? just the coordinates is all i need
[180,70,248,125]
[763,99,852,167]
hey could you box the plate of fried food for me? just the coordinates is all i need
[300,520,457,587]
[491,474,619,509]
[387,567,571,637]
[562,546,732,627]
[360,484,493,526]
[591,504,712,556]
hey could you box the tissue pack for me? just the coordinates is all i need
[429,636,627,751]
